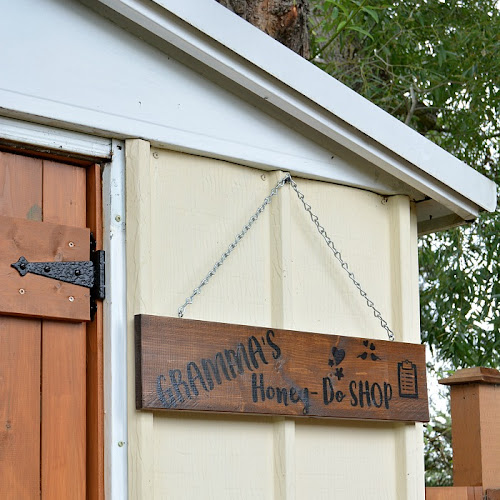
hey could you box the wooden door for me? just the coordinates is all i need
[0,151,103,499]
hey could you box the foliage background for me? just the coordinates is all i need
[308,0,499,485]
[309,0,499,368]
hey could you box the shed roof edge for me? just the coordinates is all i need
[89,0,498,218]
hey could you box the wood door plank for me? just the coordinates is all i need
[0,151,42,220]
[41,322,86,500]
[0,318,41,499]
[42,160,86,227]
[0,151,43,498]
[86,164,104,500]
[0,215,90,321]
[41,160,86,500]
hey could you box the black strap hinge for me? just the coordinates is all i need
[11,233,105,320]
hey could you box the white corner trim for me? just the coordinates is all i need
[89,0,497,220]
[0,116,112,159]
[103,140,129,500]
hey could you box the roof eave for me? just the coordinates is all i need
[85,0,497,228]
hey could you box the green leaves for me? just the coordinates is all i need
[336,19,347,32]
[347,25,374,40]
[361,7,378,23]
[307,3,499,483]
[309,0,500,370]
[310,0,379,58]
[419,218,500,369]
[424,404,453,486]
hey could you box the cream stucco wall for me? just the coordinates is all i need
[126,139,424,499]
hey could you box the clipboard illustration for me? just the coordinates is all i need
[398,360,419,399]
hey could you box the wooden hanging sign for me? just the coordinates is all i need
[135,315,429,422]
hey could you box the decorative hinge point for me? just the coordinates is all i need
[11,256,29,276]
[11,234,105,320]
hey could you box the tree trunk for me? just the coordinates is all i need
[216,0,310,59]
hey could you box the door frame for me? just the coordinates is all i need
[102,140,128,500]
[0,117,128,499]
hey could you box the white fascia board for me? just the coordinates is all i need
[0,116,112,160]
[91,0,497,219]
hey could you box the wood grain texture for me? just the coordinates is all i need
[0,144,96,168]
[41,159,86,500]
[0,215,90,321]
[0,318,41,499]
[450,383,482,487]
[449,378,500,489]
[41,322,86,499]
[86,164,104,500]
[440,367,500,385]
[425,487,483,500]
[0,151,43,499]
[0,151,42,220]
[43,160,86,227]
[478,384,500,489]
[136,315,429,422]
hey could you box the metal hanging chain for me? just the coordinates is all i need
[178,173,395,342]
[177,175,290,319]
[287,176,395,341]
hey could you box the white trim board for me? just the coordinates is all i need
[102,140,129,500]
[0,116,112,161]
[85,0,497,224]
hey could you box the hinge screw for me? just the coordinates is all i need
[75,269,81,276]
[44,266,50,273]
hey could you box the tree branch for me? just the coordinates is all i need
[311,0,369,60]
[405,85,418,125]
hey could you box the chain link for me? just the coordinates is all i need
[287,176,395,341]
[178,173,395,341]
[177,175,290,319]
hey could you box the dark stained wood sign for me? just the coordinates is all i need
[135,315,429,422]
